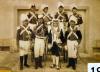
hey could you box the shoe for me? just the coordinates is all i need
[24,55,30,68]
[50,64,56,68]
[72,65,76,70]
[35,58,39,69]
[24,64,30,68]
[56,66,60,70]
[66,64,71,68]
[39,56,43,68]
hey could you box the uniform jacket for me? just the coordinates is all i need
[65,26,82,44]
[68,14,83,27]
[27,12,38,24]
[54,11,69,22]
[35,23,48,37]
[17,25,35,41]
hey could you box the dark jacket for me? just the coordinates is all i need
[27,12,38,24]
[50,42,61,56]
[65,27,82,44]
[17,26,35,41]
[54,11,69,22]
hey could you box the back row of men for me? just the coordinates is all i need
[17,3,83,71]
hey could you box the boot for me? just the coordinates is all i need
[67,58,71,68]
[35,57,39,69]
[50,64,56,68]
[72,58,76,70]
[39,56,43,68]
[24,55,30,68]
[20,56,23,70]
[56,65,60,70]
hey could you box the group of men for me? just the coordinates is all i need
[17,2,83,70]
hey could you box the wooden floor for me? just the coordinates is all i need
[0,51,99,72]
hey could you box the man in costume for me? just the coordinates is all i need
[54,2,69,62]
[65,19,82,70]
[68,6,83,43]
[27,4,38,31]
[17,14,34,70]
[41,4,53,54]
[34,14,48,69]
[50,19,60,70]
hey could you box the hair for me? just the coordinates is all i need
[59,6,64,8]
[31,5,35,8]
[43,7,48,12]
[72,7,78,10]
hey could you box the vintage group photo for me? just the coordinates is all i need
[0,0,100,72]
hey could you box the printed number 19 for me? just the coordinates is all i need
[91,67,100,72]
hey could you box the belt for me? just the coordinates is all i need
[20,39,29,41]
[67,39,77,41]
[36,36,45,39]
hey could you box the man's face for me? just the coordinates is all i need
[43,7,48,13]
[70,21,75,27]
[23,20,28,27]
[58,6,64,13]
[38,18,44,24]
[72,9,77,15]
[53,21,58,27]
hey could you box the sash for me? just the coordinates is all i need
[43,12,52,20]
[67,26,78,39]
[20,25,31,35]
[28,12,37,22]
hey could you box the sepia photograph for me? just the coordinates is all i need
[0,0,100,72]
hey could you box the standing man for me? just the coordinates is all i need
[41,4,52,25]
[41,4,53,53]
[27,4,38,62]
[27,4,38,31]
[54,2,69,40]
[50,19,61,70]
[69,6,83,43]
[65,19,82,70]
[34,14,48,69]
[68,7,83,64]
[69,7,83,27]
[17,14,34,70]
[54,2,69,62]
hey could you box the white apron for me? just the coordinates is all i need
[19,40,30,56]
[67,40,78,58]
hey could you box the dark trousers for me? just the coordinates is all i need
[68,58,76,68]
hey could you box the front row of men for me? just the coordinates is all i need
[17,4,83,70]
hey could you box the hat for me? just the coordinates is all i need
[70,3,78,10]
[38,14,43,18]
[20,13,28,22]
[69,15,77,24]
[31,4,36,8]
[72,7,78,10]
[41,4,48,10]
[57,2,64,8]
[30,4,38,11]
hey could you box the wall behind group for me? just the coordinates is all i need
[0,0,100,56]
